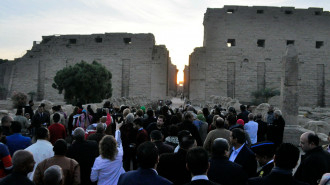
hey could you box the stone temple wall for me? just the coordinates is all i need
[0,33,177,102]
[188,6,330,107]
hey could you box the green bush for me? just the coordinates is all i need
[251,88,280,105]
[11,92,28,108]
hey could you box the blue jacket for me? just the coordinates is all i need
[6,133,31,156]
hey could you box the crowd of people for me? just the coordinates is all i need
[0,99,329,185]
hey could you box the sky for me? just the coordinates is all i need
[1,0,329,83]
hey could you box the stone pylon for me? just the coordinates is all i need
[281,45,309,145]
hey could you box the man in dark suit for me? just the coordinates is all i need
[251,141,275,177]
[208,138,247,185]
[157,135,196,185]
[66,127,99,185]
[118,141,173,185]
[248,143,309,185]
[229,128,257,177]
[150,130,174,155]
[184,147,220,185]
[31,106,50,137]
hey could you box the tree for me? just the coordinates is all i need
[52,61,112,104]
[251,87,280,105]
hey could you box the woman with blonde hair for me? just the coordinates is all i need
[90,122,125,185]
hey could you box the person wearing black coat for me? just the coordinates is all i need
[208,138,247,185]
[248,143,308,185]
[251,141,275,177]
[266,110,285,147]
[177,113,202,146]
[66,128,99,185]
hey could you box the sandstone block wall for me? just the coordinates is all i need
[0,33,177,102]
[188,6,330,107]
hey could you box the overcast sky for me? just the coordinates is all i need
[1,0,329,82]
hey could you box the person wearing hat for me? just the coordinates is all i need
[251,141,275,177]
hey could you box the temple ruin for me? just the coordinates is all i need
[0,33,178,102]
[185,6,330,107]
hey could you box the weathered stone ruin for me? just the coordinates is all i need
[0,33,177,102]
[185,6,330,107]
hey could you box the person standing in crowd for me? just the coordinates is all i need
[25,100,35,120]
[32,106,50,137]
[150,130,174,155]
[33,139,80,185]
[178,113,202,146]
[208,138,247,185]
[294,132,330,185]
[248,143,308,185]
[229,128,257,177]
[0,127,12,178]
[267,110,285,146]
[67,127,99,185]
[133,118,148,148]
[203,117,231,154]
[50,106,65,126]
[118,141,173,185]
[185,147,220,185]
[237,105,249,123]
[87,123,106,144]
[250,141,275,177]
[48,113,66,145]
[14,108,31,135]
[147,115,168,138]
[266,106,275,125]
[244,113,258,144]
[143,108,156,129]
[90,121,125,185]
[6,121,31,156]
[0,150,35,185]
[1,116,13,139]
[25,127,54,181]
[255,113,267,142]
[157,135,196,185]
[121,113,137,171]
[43,165,63,185]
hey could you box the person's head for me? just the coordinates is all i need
[38,105,44,113]
[168,125,179,137]
[212,115,220,126]
[147,108,154,118]
[10,121,22,133]
[136,109,144,118]
[227,114,237,126]
[12,150,35,174]
[1,115,13,127]
[256,113,263,120]
[274,110,282,118]
[215,117,225,128]
[123,108,131,118]
[240,105,246,111]
[157,115,165,127]
[133,118,144,129]
[251,141,275,166]
[53,139,67,155]
[248,113,254,121]
[36,127,49,140]
[186,147,209,176]
[53,113,60,123]
[73,127,85,142]
[268,105,274,112]
[236,119,244,126]
[299,132,319,152]
[43,165,63,185]
[230,128,246,146]
[274,143,300,170]
[29,100,34,106]
[16,108,23,116]
[212,138,230,158]
[202,107,209,116]
[150,130,163,142]
[99,135,118,161]
[137,141,159,169]
[100,116,107,123]
[178,130,191,143]
[96,123,105,133]
[180,135,196,150]
[125,113,134,124]
[184,112,194,122]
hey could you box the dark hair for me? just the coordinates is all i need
[168,125,179,136]
[180,135,195,150]
[186,147,209,175]
[307,133,320,146]
[215,117,225,128]
[184,112,193,121]
[53,113,60,123]
[16,108,23,116]
[147,108,154,118]
[136,109,144,117]
[53,139,67,155]
[10,121,22,133]
[1,116,12,124]
[274,143,299,170]
[240,105,246,111]
[202,107,209,117]
[29,100,33,104]
[231,128,246,144]
[227,114,237,126]
[133,118,144,127]
[212,138,229,157]
[36,127,49,140]
[158,115,165,122]
[178,130,191,143]
[150,130,162,141]
[137,141,158,168]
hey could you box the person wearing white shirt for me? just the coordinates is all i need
[25,127,54,180]
[90,121,125,185]
[244,113,258,144]
[185,147,220,185]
